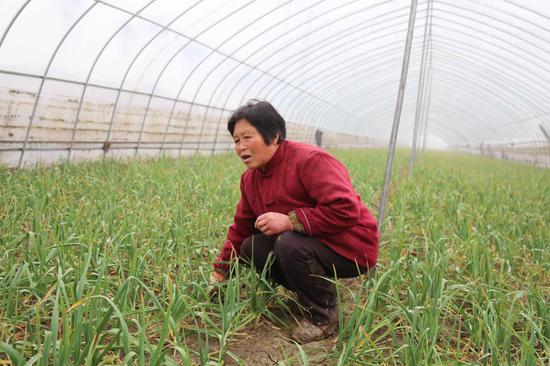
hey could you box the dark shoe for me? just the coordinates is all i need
[282,298,309,319]
[290,311,338,344]
[268,298,309,324]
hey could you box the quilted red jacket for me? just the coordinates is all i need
[214,140,379,275]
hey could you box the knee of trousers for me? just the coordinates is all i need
[273,231,312,263]
[239,235,273,267]
[239,236,254,261]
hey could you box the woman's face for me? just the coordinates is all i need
[233,119,278,170]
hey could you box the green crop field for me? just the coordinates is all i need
[0,150,548,365]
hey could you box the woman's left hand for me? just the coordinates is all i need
[255,212,292,235]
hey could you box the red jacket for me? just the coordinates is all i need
[214,140,379,274]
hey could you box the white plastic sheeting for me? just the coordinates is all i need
[0,0,549,167]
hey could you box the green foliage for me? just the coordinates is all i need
[0,151,548,364]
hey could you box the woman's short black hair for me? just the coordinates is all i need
[227,100,286,145]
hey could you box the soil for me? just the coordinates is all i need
[183,278,363,365]
[184,310,338,365]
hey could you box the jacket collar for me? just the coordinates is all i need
[259,140,286,177]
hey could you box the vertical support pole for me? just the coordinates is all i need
[377,0,418,229]
[409,0,431,178]
[420,65,432,151]
[420,0,434,153]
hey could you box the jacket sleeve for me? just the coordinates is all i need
[213,176,256,276]
[289,151,361,236]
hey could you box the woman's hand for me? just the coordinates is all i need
[210,271,226,282]
[255,212,292,235]
[208,271,227,302]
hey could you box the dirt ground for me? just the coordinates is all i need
[184,314,339,365]
[226,320,336,365]
[182,278,364,365]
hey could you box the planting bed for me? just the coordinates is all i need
[0,149,548,364]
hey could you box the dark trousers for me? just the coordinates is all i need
[239,231,368,324]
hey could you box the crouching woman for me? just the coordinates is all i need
[211,100,379,343]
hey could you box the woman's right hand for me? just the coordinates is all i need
[254,212,292,235]
[210,271,226,283]
[208,271,227,301]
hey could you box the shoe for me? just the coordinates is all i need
[268,298,309,324]
[290,312,338,344]
[282,298,309,319]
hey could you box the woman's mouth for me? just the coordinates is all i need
[241,154,252,163]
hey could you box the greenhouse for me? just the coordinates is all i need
[0,0,548,364]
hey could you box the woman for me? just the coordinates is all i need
[211,100,379,343]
